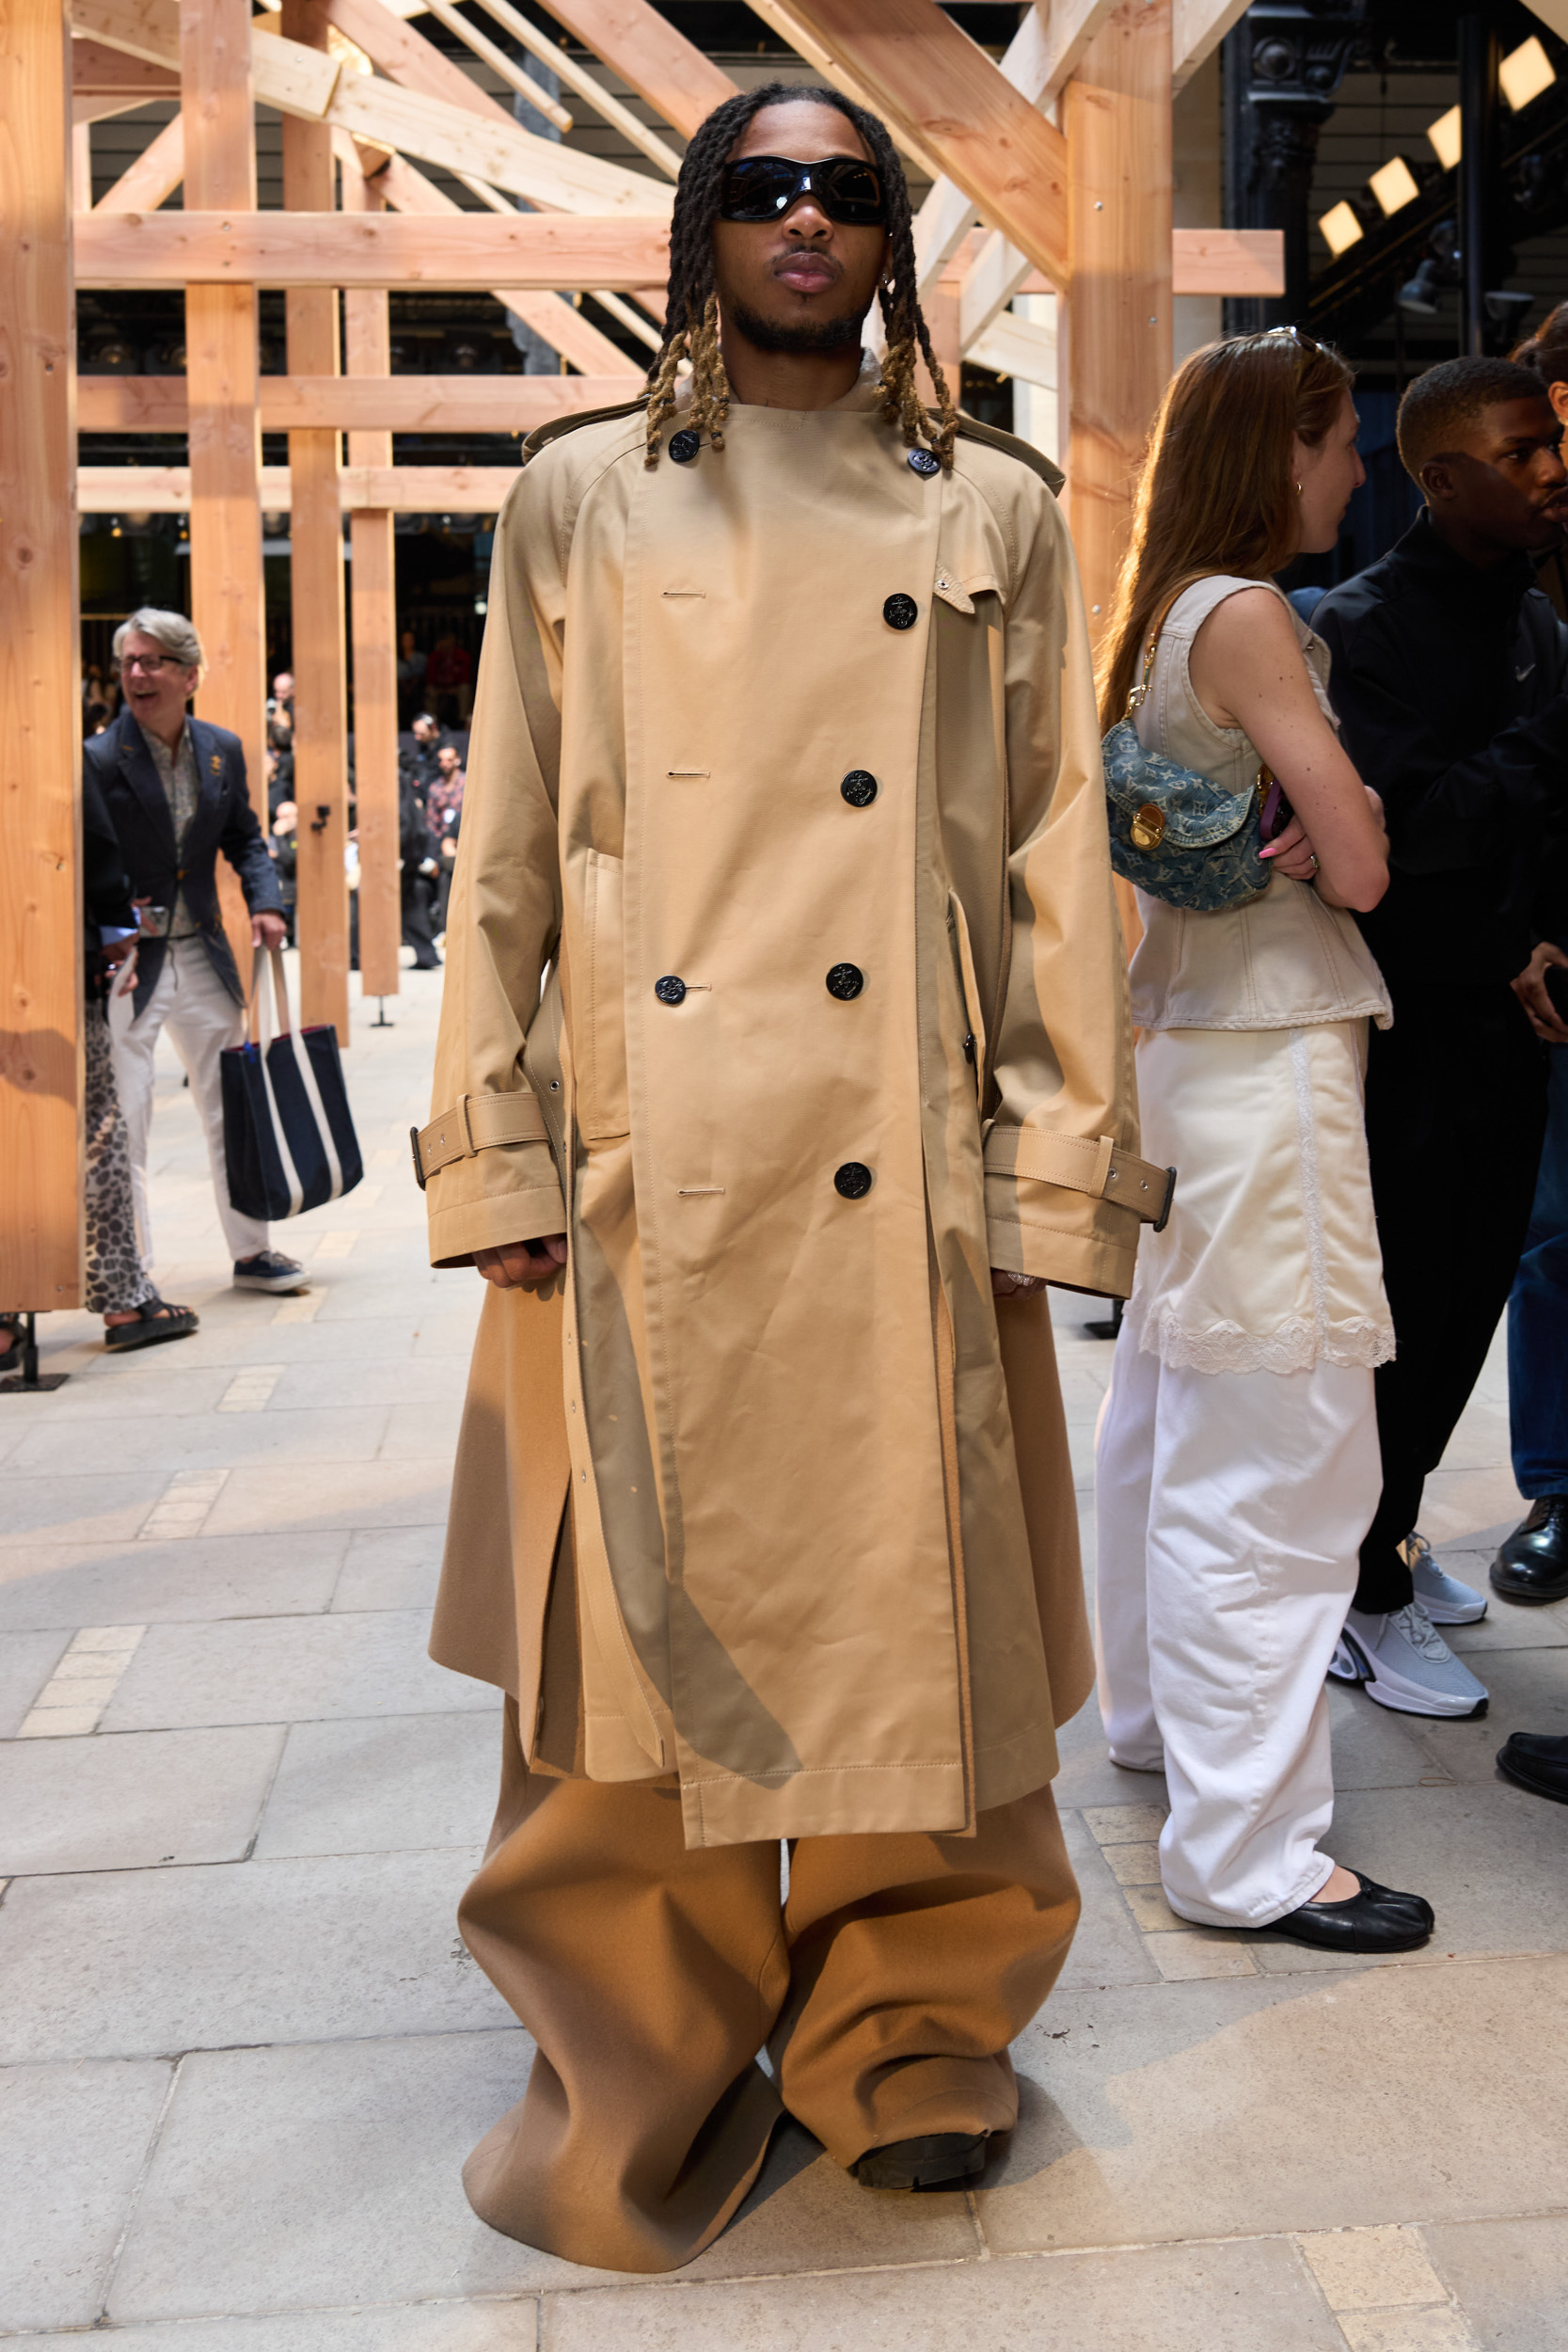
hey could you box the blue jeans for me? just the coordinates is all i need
[1509,1043,1568,1497]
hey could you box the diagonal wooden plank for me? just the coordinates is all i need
[94,107,182,206]
[531,0,736,140]
[745,0,942,178]
[466,0,684,177]
[759,0,1069,288]
[1171,0,1250,88]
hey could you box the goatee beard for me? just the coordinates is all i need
[724,294,868,356]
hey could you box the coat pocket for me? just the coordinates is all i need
[580,850,630,1139]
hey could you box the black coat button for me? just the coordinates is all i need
[907,447,941,478]
[668,429,701,464]
[840,770,878,807]
[834,1162,873,1200]
[826,963,864,1000]
[883,594,918,630]
[654,975,687,1005]
[963,1032,976,1063]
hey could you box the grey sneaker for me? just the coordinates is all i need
[1404,1532,1486,1625]
[1341,1602,1489,1719]
[233,1250,309,1295]
[1326,1635,1361,1683]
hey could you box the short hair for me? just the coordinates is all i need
[113,606,205,678]
[1396,357,1551,480]
[412,711,437,732]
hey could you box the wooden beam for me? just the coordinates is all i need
[966,307,1057,389]
[74,207,673,288]
[1,0,83,1311]
[78,372,640,430]
[760,0,1071,292]
[745,0,942,180]
[1524,0,1568,37]
[464,0,685,178]
[80,464,524,510]
[409,0,574,138]
[93,109,182,209]
[368,146,641,378]
[1065,0,1173,646]
[1171,225,1283,296]
[281,0,350,1043]
[1171,0,1250,88]
[71,31,179,98]
[181,0,268,995]
[528,0,736,139]
[341,152,400,1002]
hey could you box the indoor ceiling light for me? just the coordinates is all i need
[1427,105,1461,170]
[1369,156,1420,215]
[1500,35,1556,112]
[1318,200,1365,259]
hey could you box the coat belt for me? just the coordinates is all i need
[411,1090,550,1190]
[985,1128,1176,1231]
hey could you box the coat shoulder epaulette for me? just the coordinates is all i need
[950,410,1065,500]
[519,394,648,469]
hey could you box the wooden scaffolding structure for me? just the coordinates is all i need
[2,0,1285,1311]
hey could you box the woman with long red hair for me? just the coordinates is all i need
[1093,329,1433,1952]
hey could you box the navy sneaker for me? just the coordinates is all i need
[233,1250,309,1295]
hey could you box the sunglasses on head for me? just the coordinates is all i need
[718,154,887,228]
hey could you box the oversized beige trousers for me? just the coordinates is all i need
[457,1698,1081,2275]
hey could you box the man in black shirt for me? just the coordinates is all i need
[1315,357,1568,1717]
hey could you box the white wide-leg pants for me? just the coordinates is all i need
[1094,1324,1379,1929]
[109,937,270,1271]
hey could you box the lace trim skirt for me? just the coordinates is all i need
[1130,1020,1395,1377]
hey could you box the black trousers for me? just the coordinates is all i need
[1355,984,1547,1612]
[401,873,440,969]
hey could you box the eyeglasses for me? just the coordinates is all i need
[119,652,180,674]
[718,154,887,228]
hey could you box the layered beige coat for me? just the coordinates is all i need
[423,370,1152,1849]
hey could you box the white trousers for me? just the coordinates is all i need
[108,937,269,1271]
[1094,1324,1379,1928]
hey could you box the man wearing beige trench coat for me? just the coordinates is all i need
[414,86,1165,2275]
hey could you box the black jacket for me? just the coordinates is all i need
[1314,510,1568,987]
[85,704,283,1017]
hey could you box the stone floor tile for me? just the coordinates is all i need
[99,1612,486,1732]
[4,2306,540,2350]
[1101,1839,1164,1884]
[1147,1930,1261,1980]
[0,2056,172,2331]
[411,1318,489,1360]
[0,1532,347,1632]
[1122,1883,1183,1931]
[253,1713,499,1857]
[9,1406,391,1477]
[22,1362,235,1419]
[542,2233,1345,2352]
[1445,1596,1568,1651]
[1317,1783,1568,1954]
[330,1527,446,1613]
[1421,2216,1568,2352]
[275,1358,471,1410]
[1335,2312,1476,2352]
[1081,1802,1170,1845]
[1392,1650,1568,1783]
[0,1724,285,1873]
[682,2117,980,2283]
[979,1957,1568,2253]
[1054,1816,1161,1991]
[0,1849,507,2062]
[1327,1683,1449,1791]
[1419,1469,1528,1551]
[0,1627,71,1737]
[380,1400,466,1460]
[1297,2223,1450,2309]
[204,1458,452,1534]
[0,1475,164,1549]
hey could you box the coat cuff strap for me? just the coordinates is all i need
[985,1127,1176,1231]
[412,1090,551,1191]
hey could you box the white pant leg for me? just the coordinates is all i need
[1144,1359,1378,1929]
[106,951,179,1271]
[148,939,270,1265]
[1095,1317,1165,1772]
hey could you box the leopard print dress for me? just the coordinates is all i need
[85,1000,155,1317]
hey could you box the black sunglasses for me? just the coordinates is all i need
[718,154,887,228]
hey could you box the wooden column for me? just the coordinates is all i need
[0,0,82,1311]
[341,155,400,1002]
[1065,0,1174,646]
[180,0,266,994]
[281,0,350,1041]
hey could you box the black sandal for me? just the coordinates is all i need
[0,1313,20,1361]
[103,1297,199,1352]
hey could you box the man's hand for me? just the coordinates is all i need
[991,1268,1047,1299]
[476,1234,568,1289]
[252,911,287,952]
[1513,941,1568,1045]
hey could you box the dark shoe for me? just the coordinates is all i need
[103,1298,199,1352]
[1497,1732,1568,1804]
[850,2132,988,2191]
[1491,1499,1568,1605]
[1252,1871,1433,1954]
[233,1250,309,1295]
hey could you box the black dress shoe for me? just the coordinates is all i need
[1253,1871,1434,1954]
[1497,1731,1568,1804]
[1491,1499,1568,1605]
[850,2132,988,2191]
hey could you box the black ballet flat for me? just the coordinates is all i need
[850,2132,988,2191]
[1252,1871,1433,1954]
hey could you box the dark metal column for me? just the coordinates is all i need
[1458,11,1500,357]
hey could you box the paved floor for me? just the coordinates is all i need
[3,957,1566,2349]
